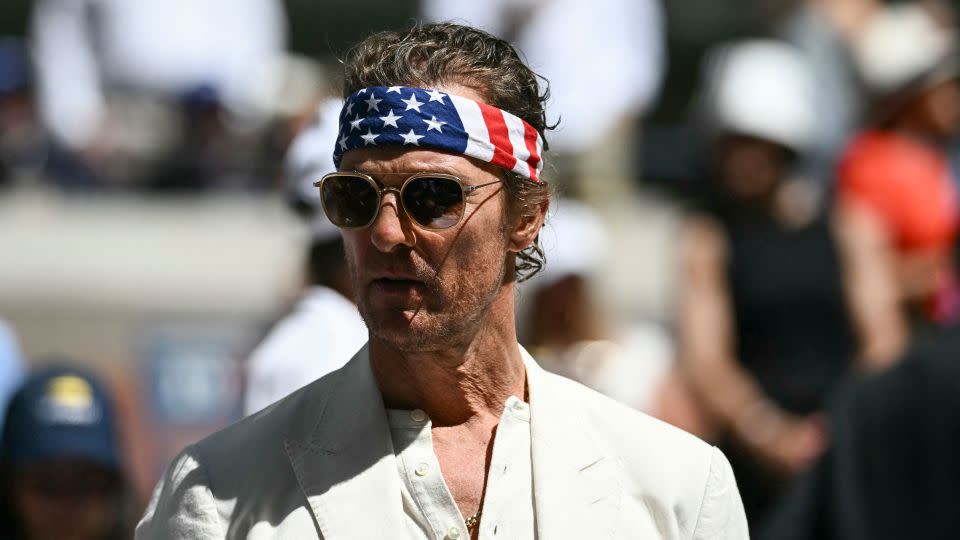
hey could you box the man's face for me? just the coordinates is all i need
[338,142,514,351]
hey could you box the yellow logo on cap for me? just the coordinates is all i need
[46,375,95,408]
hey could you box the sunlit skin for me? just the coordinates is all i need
[340,153,512,354]
[336,83,547,526]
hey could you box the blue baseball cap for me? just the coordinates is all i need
[1,366,120,470]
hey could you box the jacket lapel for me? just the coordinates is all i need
[523,347,623,539]
[284,345,405,539]
[282,344,623,538]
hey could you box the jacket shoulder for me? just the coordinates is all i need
[136,446,226,539]
[193,362,346,475]
[542,372,748,538]
[137,363,349,538]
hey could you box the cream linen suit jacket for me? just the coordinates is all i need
[137,345,748,539]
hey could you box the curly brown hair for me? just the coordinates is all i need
[341,22,553,281]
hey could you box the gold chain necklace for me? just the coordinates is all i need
[465,509,481,531]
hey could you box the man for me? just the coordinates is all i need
[137,23,748,539]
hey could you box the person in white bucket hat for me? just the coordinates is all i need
[678,38,906,527]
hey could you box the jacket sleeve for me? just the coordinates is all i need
[136,445,226,539]
[691,447,750,539]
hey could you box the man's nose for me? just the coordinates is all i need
[369,191,416,252]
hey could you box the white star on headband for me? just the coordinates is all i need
[380,109,401,128]
[349,115,363,131]
[364,93,382,113]
[402,93,424,113]
[401,129,425,146]
[333,86,545,183]
[424,115,446,133]
[361,129,379,146]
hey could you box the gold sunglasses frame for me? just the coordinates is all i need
[314,171,501,230]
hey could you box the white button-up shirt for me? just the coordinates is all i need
[387,396,535,539]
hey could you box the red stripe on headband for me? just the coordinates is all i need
[523,122,541,182]
[477,102,518,172]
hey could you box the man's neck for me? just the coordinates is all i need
[369,286,526,427]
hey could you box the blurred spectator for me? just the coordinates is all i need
[0,366,135,540]
[424,0,663,153]
[30,0,287,190]
[677,39,905,525]
[0,321,25,442]
[838,1,960,327]
[243,213,367,414]
[283,99,345,216]
[778,0,878,181]
[244,101,367,414]
[423,0,665,199]
[759,317,960,540]
[521,199,673,412]
[0,38,44,187]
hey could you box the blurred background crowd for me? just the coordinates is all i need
[2,0,960,538]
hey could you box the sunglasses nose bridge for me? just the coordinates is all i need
[378,186,403,212]
[373,185,414,228]
[368,185,416,251]
[380,186,402,199]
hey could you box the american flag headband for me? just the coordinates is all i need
[333,86,545,183]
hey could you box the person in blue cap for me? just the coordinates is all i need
[0,366,134,540]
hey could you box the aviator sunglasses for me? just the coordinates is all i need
[315,172,501,230]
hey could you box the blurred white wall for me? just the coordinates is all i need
[0,189,307,365]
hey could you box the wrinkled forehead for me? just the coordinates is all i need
[339,146,504,184]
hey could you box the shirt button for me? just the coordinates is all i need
[414,462,429,477]
[446,526,461,539]
[410,409,427,422]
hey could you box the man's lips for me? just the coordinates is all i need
[371,277,423,286]
[368,270,428,290]
[368,277,427,303]
[369,270,425,283]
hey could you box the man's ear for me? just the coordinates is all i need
[508,199,549,252]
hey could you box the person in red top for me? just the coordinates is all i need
[841,133,958,253]
[837,2,960,324]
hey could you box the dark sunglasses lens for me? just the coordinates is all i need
[321,175,379,227]
[403,177,465,229]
